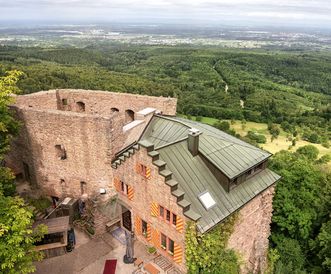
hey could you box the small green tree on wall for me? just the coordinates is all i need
[0,70,47,274]
[185,213,240,274]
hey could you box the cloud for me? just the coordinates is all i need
[0,0,330,27]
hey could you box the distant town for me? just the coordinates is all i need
[0,24,331,50]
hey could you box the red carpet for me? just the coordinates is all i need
[103,259,117,274]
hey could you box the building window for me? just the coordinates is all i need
[254,163,263,172]
[160,233,174,256]
[161,233,167,250]
[80,181,86,195]
[55,145,67,160]
[172,214,177,226]
[137,164,149,178]
[62,98,68,105]
[168,238,174,255]
[120,181,128,195]
[111,107,119,113]
[166,210,171,222]
[247,162,264,179]
[159,205,177,227]
[76,101,85,112]
[142,220,148,238]
[159,206,164,218]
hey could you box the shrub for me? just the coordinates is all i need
[296,145,319,161]
[246,131,266,144]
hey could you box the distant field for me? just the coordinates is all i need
[179,114,331,168]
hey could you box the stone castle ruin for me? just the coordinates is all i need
[6,89,176,199]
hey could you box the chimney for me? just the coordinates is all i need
[188,128,201,156]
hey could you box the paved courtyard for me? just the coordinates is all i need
[34,229,155,274]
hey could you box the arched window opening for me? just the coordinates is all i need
[125,109,135,124]
[111,107,119,113]
[76,101,85,112]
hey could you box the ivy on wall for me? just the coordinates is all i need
[185,213,240,274]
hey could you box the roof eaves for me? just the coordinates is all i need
[199,169,281,234]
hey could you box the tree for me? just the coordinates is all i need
[312,218,331,271]
[0,70,22,156]
[296,145,319,161]
[269,150,331,273]
[0,196,47,274]
[0,70,47,273]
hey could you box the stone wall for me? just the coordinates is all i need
[15,89,177,116]
[7,107,114,198]
[7,89,177,199]
[227,186,275,274]
[112,145,187,273]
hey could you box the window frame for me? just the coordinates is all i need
[159,205,177,227]
[160,233,175,256]
[120,181,129,195]
[138,163,148,178]
[141,219,148,238]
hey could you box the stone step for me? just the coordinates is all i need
[148,150,159,160]
[165,179,178,191]
[159,169,172,181]
[171,189,185,199]
[177,199,191,211]
[153,159,166,170]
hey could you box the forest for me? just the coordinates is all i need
[0,44,330,273]
[0,44,330,146]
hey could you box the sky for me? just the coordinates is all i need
[0,0,330,28]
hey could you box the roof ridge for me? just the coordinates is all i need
[205,134,271,154]
[172,116,271,155]
[156,114,191,128]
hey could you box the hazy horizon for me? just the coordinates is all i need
[0,0,331,30]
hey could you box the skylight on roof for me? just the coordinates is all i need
[198,191,216,210]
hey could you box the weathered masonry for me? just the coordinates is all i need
[7,89,280,274]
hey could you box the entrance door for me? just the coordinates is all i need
[122,208,132,231]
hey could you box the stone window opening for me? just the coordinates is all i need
[120,181,129,195]
[62,98,68,106]
[137,164,150,178]
[111,107,119,113]
[142,219,148,238]
[55,145,67,160]
[80,181,86,195]
[76,101,85,112]
[60,179,66,196]
[23,162,31,183]
[125,109,135,124]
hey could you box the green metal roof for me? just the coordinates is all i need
[141,116,189,148]
[141,116,271,178]
[158,140,280,233]
[111,115,280,233]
